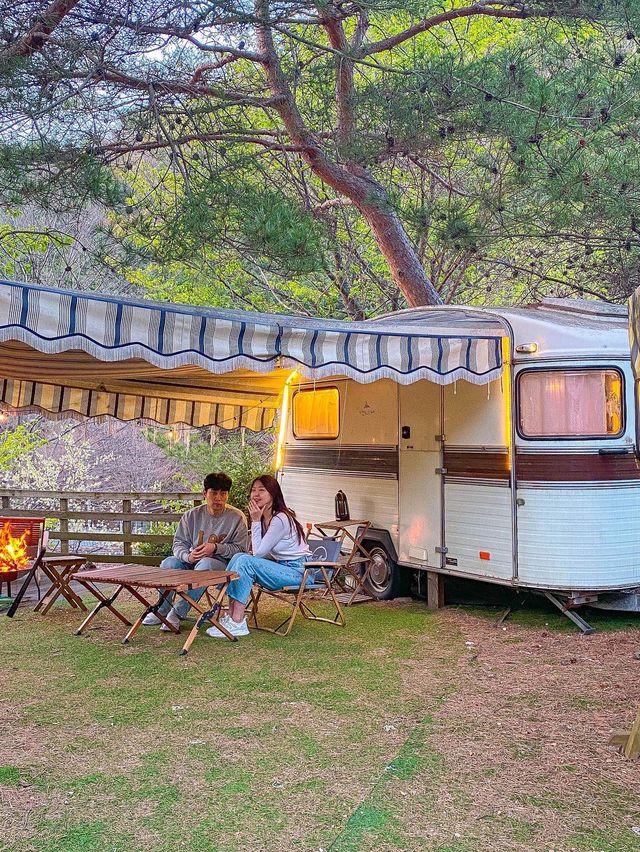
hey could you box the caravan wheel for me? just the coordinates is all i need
[364,546,407,600]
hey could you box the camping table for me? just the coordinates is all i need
[312,519,373,605]
[34,555,89,615]
[72,564,239,655]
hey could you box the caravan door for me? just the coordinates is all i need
[398,381,442,567]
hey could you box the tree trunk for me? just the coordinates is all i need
[255,0,442,307]
[354,194,442,306]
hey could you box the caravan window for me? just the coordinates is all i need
[518,369,623,438]
[292,388,340,439]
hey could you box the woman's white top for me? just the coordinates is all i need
[252,512,311,561]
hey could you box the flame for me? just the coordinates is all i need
[0,523,29,572]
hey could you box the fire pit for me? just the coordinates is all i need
[0,521,31,583]
[0,518,47,615]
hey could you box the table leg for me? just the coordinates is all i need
[33,563,59,612]
[74,584,130,634]
[122,587,177,643]
[37,566,88,614]
[345,561,373,605]
[336,529,373,605]
[178,582,234,655]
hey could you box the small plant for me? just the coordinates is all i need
[134,519,176,559]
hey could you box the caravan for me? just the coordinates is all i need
[0,280,638,630]
[279,300,638,630]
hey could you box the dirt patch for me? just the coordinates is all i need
[401,610,640,851]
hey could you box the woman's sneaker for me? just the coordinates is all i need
[206,615,249,638]
[142,612,162,626]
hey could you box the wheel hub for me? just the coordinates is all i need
[368,550,392,594]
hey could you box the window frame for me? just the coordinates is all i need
[291,386,341,440]
[516,365,625,441]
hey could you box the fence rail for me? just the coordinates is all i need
[0,490,202,565]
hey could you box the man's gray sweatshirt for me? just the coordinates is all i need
[173,504,248,564]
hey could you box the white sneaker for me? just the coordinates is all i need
[142,612,162,626]
[160,608,182,632]
[206,615,249,638]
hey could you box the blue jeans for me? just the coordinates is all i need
[226,553,310,605]
[158,555,228,618]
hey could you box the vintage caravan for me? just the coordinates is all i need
[278,299,639,631]
[1,280,638,631]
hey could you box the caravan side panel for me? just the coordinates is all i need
[444,483,513,579]
[517,484,640,589]
[280,379,400,545]
[442,377,514,581]
[278,469,398,536]
[515,360,640,590]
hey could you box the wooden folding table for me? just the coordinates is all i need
[72,564,239,655]
[312,519,374,605]
[35,555,89,615]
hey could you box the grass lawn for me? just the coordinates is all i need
[1,596,640,851]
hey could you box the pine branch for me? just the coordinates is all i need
[1,0,80,60]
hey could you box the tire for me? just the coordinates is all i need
[363,544,409,600]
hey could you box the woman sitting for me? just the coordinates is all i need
[207,474,311,638]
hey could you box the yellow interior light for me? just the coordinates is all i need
[501,337,512,451]
[274,370,299,471]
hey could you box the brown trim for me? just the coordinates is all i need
[284,446,398,476]
[515,451,640,482]
[444,450,510,481]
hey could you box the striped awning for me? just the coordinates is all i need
[0,280,504,429]
[630,286,640,378]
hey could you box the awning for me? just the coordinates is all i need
[630,286,640,378]
[0,280,504,429]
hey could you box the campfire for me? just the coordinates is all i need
[0,522,29,574]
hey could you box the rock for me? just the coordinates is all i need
[633,651,640,660]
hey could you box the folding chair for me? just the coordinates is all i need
[249,537,346,636]
[0,517,46,610]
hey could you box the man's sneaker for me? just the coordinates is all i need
[142,612,162,626]
[160,608,182,632]
[206,615,249,638]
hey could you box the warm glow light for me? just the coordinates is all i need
[501,337,512,451]
[274,370,299,470]
[0,523,28,572]
[292,387,340,438]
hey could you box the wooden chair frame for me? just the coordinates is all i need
[249,553,346,637]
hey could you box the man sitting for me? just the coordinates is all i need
[143,471,248,631]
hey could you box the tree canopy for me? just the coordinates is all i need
[2,0,640,312]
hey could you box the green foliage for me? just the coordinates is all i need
[133,520,175,559]
[3,428,115,492]
[145,430,273,515]
[0,424,45,471]
[5,2,640,308]
[0,145,126,211]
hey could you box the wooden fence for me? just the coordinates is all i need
[0,490,202,565]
